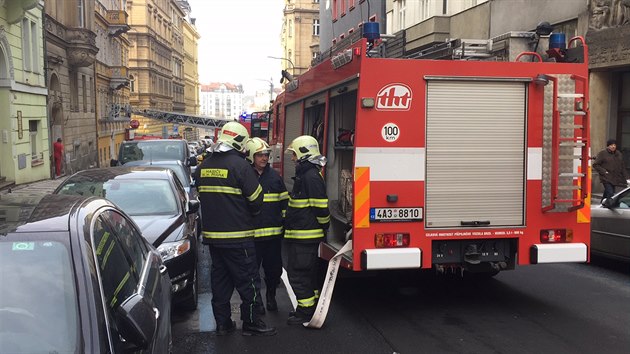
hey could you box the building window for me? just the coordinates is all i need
[29,120,39,159]
[130,75,135,92]
[349,0,355,9]
[21,19,31,72]
[398,0,406,30]
[288,20,293,37]
[82,75,87,112]
[77,0,85,27]
[70,71,79,111]
[30,21,39,73]
[420,0,429,21]
[332,0,338,20]
[341,0,346,16]
[313,19,320,36]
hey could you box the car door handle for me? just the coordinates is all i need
[159,265,168,274]
[153,307,160,320]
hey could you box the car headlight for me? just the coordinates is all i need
[157,239,191,262]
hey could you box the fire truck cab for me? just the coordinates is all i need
[272,29,591,276]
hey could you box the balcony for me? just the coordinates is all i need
[66,28,99,67]
[404,16,451,56]
[109,66,129,90]
[106,10,131,37]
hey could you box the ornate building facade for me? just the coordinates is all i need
[0,1,49,186]
[281,0,320,75]
[182,4,200,141]
[94,0,131,167]
[45,0,100,175]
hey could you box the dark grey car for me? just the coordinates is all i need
[591,186,630,261]
[0,194,172,353]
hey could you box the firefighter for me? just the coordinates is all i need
[284,135,330,325]
[245,137,288,313]
[193,122,276,336]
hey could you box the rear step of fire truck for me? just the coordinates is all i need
[541,58,590,212]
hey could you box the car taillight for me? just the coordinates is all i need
[540,229,573,243]
[375,233,410,248]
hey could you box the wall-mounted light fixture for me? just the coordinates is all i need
[361,97,375,108]
[310,99,319,105]
[337,86,348,94]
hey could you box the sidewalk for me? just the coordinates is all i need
[0,176,67,198]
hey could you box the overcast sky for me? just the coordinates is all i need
[187,0,285,94]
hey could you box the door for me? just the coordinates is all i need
[425,79,527,228]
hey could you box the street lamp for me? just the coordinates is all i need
[267,55,295,72]
[255,78,274,107]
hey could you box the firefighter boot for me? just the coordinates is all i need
[242,319,277,336]
[266,286,278,312]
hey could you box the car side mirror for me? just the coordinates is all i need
[601,197,615,208]
[188,156,198,166]
[187,199,200,214]
[114,293,157,351]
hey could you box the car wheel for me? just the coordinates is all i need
[180,268,198,311]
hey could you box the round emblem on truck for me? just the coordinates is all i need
[382,123,400,142]
[129,119,140,129]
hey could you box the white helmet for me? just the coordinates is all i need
[286,135,321,161]
[245,137,271,164]
[217,121,249,152]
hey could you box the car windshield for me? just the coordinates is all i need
[58,179,179,216]
[120,141,183,164]
[0,238,79,353]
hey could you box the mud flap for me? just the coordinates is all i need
[305,240,353,329]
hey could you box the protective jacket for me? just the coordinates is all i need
[254,164,288,239]
[593,148,630,186]
[285,161,330,243]
[193,149,263,244]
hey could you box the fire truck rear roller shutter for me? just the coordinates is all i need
[425,80,527,228]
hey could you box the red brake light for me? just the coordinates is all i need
[375,233,410,248]
[540,229,572,243]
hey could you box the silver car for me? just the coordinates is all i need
[591,186,630,261]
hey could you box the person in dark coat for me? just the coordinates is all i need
[284,135,330,325]
[245,137,288,313]
[193,122,276,336]
[593,139,630,200]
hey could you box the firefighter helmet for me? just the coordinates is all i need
[245,137,272,164]
[217,121,249,152]
[286,135,321,161]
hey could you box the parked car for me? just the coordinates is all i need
[113,139,198,168]
[0,194,172,353]
[54,167,200,310]
[123,160,202,236]
[187,141,203,154]
[591,186,630,261]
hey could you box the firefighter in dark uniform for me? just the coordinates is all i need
[193,122,276,336]
[284,135,330,325]
[245,137,288,313]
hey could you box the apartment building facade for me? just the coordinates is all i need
[0,1,49,186]
[94,0,132,168]
[282,0,320,75]
[45,0,100,176]
[199,83,243,121]
[318,0,386,53]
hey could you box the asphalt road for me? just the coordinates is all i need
[172,246,630,354]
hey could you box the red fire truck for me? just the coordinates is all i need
[269,30,591,277]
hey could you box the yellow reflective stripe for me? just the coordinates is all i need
[202,230,254,239]
[288,198,309,208]
[282,209,286,218]
[110,270,131,308]
[101,240,116,270]
[309,198,328,208]
[279,191,289,200]
[198,185,242,195]
[284,229,324,239]
[263,192,286,202]
[254,226,284,238]
[297,295,316,307]
[246,185,263,202]
[314,289,320,299]
[96,231,110,256]
[317,215,330,224]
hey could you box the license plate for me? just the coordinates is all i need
[370,207,423,222]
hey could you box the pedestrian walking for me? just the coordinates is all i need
[284,135,330,325]
[53,138,64,177]
[245,137,288,314]
[193,122,276,336]
[593,138,630,200]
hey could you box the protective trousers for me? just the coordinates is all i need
[286,242,320,317]
[255,237,282,290]
[209,243,263,326]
